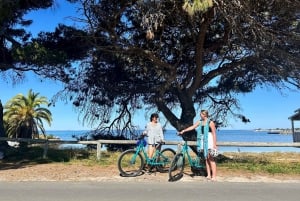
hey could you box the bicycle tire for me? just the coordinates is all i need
[168,153,185,182]
[118,149,144,177]
[156,148,176,173]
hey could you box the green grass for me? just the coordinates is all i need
[1,146,300,176]
[217,152,300,175]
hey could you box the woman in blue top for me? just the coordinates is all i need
[143,113,164,159]
[179,110,218,181]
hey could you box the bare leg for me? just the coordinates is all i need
[205,159,211,179]
[148,145,155,159]
[208,156,217,181]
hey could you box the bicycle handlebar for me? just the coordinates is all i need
[137,134,145,140]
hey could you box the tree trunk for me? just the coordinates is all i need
[0,100,5,137]
[0,100,8,158]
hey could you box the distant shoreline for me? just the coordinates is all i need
[254,128,298,134]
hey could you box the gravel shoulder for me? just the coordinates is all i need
[1,162,300,183]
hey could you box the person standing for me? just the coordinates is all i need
[178,109,218,181]
[143,113,164,159]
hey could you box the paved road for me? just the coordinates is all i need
[0,181,299,201]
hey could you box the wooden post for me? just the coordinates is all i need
[96,141,101,160]
[43,140,49,159]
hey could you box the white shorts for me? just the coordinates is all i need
[147,135,163,145]
[199,132,213,150]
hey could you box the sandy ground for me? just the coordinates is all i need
[1,163,300,183]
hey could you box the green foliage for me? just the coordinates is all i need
[46,0,300,136]
[3,89,52,138]
[182,0,213,15]
[0,0,54,71]
[1,0,300,140]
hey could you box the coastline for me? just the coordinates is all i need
[45,129,300,153]
[254,128,299,135]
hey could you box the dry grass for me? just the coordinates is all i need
[218,152,300,175]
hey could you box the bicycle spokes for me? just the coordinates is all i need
[168,153,184,182]
[118,149,144,177]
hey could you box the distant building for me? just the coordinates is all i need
[288,108,300,142]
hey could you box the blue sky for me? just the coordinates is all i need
[1,1,300,131]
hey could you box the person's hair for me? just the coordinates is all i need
[150,113,159,121]
[201,110,209,117]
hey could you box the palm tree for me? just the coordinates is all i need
[4,89,52,138]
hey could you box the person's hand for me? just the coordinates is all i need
[177,130,184,135]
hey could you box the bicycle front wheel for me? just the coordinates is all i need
[168,153,185,182]
[156,148,176,173]
[118,149,144,177]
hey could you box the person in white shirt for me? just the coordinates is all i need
[143,113,164,159]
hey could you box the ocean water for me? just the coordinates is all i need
[216,129,299,153]
[46,129,300,153]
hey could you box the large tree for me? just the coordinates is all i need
[0,0,56,77]
[0,0,91,83]
[4,89,52,138]
[0,0,62,142]
[2,0,300,141]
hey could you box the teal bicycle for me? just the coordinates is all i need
[118,135,176,177]
[168,139,207,182]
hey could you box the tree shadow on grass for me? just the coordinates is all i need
[0,146,91,171]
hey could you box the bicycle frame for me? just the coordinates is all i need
[168,140,206,181]
[179,141,205,168]
[118,136,176,177]
[134,141,167,166]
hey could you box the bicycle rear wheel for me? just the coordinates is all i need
[156,148,176,173]
[118,149,144,177]
[168,153,185,182]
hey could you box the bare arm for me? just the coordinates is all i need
[178,121,200,135]
[210,121,217,149]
